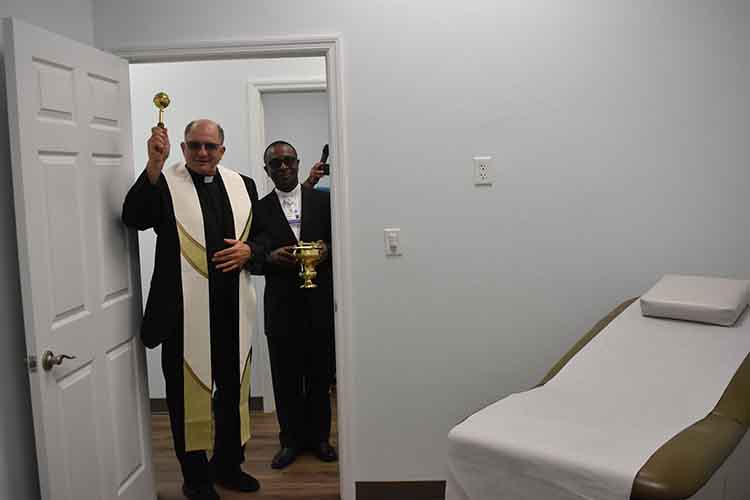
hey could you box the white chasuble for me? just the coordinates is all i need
[163,162,256,451]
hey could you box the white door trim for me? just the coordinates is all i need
[246,76,328,412]
[114,37,354,500]
[253,78,327,93]
[249,77,328,193]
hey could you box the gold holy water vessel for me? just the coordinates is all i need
[293,241,325,288]
[153,91,170,127]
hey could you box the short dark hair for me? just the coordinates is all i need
[264,140,298,164]
[184,120,225,144]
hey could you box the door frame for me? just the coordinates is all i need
[249,77,327,196]
[114,36,355,500]
[253,78,327,92]
[247,77,328,413]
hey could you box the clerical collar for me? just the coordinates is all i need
[275,183,301,199]
[187,165,218,184]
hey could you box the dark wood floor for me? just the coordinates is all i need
[152,398,339,500]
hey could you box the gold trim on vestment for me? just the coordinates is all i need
[240,349,252,444]
[176,220,209,278]
[184,360,214,451]
[239,212,252,242]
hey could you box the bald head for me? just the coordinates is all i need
[184,119,224,144]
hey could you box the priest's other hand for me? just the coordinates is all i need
[212,238,252,272]
[269,245,298,268]
[146,126,170,184]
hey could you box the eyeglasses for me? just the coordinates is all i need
[267,156,299,170]
[186,141,222,152]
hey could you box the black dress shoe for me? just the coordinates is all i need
[314,442,338,462]
[182,482,220,500]
[271,447,299,469]
[214,468,260,492]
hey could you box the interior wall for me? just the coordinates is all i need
[129,58,326,398]
[262,90,331,190]
[96,0,750,487]
[1,0,94,46]
[1,3,95,499]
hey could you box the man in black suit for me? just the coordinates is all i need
[122,120,262,500]
[252,140,337,469]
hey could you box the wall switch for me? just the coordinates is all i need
[384,228,402,256]
[473,156,494,186]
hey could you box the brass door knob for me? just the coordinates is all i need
[41,351,76,371]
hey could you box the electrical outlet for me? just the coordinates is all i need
[473,156,494,186]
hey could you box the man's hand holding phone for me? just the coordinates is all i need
[303,144,330,189]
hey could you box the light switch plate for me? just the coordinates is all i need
[384,228,402,256]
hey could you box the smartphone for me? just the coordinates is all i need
[320,144,330,175]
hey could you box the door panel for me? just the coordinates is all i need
[4,17,155,500]
[96,156,131,305]
[106,339,146,490]
[41,153,88,324]
[57,365,99,500]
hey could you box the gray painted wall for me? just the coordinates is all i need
[94,0,750,486]
[1,2,95,499]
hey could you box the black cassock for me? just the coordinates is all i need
[122,167,261,483]
[251,186,335,450]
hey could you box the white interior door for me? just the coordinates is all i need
[4,18,155,500]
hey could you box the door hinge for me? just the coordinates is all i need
[25,355,37,373]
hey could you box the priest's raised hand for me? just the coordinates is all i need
[146,126,170,184]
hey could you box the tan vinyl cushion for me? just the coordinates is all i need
[630,415,746,500]
[640,275,749,326]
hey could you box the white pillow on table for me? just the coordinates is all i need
[640,274,749,326]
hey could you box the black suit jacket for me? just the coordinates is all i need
[122,168,261,348]
[252,186,334,337]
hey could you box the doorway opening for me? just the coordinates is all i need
[120,38,351,500]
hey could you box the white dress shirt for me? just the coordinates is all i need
[275,183,302,240]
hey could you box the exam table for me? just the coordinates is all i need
[447,276,750,500]
[540,298,750,500]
